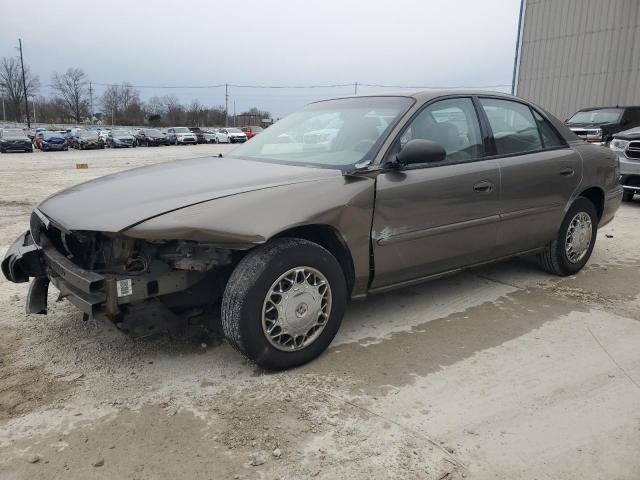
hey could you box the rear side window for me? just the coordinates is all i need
[532,110,565,148]
[480,98,542,155]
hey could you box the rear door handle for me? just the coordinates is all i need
[560,167,575,176]
[473,180,494,193]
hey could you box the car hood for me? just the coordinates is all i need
[567,122,617,130]
[614,126,640,140]
[37,156,340,232]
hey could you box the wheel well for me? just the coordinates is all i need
[579,187,604,220]
[273,225,355,295]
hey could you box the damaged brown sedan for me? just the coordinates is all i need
[2,92,623,369]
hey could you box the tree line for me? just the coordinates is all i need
[0,57,270,127]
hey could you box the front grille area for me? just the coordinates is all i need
[627,141,640,159]
[30,210,110,270]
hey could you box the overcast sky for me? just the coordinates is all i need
[1,0,521,118]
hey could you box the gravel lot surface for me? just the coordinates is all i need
[1,145,639,479]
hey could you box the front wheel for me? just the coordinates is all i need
[221,238,347,370]
[537,197,598,276]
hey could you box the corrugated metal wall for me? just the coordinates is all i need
[515,0,640,120]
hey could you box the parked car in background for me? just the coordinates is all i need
[188,127,207,144]
[221,127,247,143]
[135,129,170,146]
[166,127,197,145]
[1,91,622,370]
[0,128,33,153]
[106,129,137,148]
[565,106,640,145]
[610,126,640,201]
[36,131,68,151]
[71,130,104,150]
[241,125,263,139]
[98,129,111,143]
[202,129,224,144]
[214,129,230,143]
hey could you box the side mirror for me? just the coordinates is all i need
[394,139,446,166]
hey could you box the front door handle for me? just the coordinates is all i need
[473,180,494,193]
[560,167,575,177]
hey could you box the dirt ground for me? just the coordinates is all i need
[1,145,639,479]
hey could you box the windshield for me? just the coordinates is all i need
[227,96,413,169]
[173,127,190,133]
[225,128,241,133]
[567,108,623,125]
[249,126,263,132]
[79,131,99,139]
[143,129,163,136]
[43,131,64,139]
[112,130,131,136]
[2,129,25,137]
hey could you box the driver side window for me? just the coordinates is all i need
[399,97,484,166]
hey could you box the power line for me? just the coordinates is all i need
[88,81,510,91]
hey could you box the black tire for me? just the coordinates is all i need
[537,197,598,276]
[623,190,634,202]
[221,238,347,370]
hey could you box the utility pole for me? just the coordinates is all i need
[224,83,229,126]
[18,39,30,128]
[233,101,236,127]
[89,81,94,124]
[33,101,36,123]
[354,82,358,95]
[2,97,5,122]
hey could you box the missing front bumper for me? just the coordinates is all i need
[2,230,205,323]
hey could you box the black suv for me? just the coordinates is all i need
[565,106,640,145]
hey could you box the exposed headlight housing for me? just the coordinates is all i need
[586,128,603,142]
[610,138,629,152]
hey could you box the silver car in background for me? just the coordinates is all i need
[611,126,640,201]
[166,127,198,145]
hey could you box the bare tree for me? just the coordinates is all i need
[163,95,185,125]
[0,57,40,122]
[146,96,166,116]
[100,85,120,125]
[51,68,89,123]
[119,82,139,111]
[187,99,206,125]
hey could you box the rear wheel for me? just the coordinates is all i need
[623,190,635,202]
[537,197,598,276]
[221,238,347,370]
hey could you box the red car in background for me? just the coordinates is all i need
[188,127,207,144]
[241,125,263,139]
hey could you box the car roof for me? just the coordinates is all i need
[574,106,640,112]
[313,89,518,104]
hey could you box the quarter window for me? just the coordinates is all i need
[399,97,483,165]
[480,98,542,155]
[532,110,565,148]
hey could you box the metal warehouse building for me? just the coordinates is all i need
[513,0,640,120]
